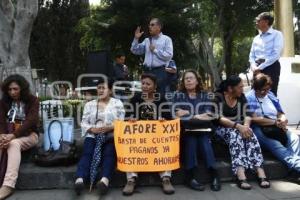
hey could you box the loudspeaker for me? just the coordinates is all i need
[87,50,112,74]
[84,50,113,87]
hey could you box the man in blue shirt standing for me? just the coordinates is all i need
[249,12,284,96]
[131,18,173,96]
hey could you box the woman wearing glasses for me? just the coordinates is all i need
[214,75,270,190]
[247,73,300,184]
[173,69,221,192]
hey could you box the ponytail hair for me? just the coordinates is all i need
[217,75,241,93]
[216,80,228,93]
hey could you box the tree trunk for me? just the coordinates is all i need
[185,38,221,89]
[0,0,38,86]
[199,34,222,88]
[224,36,233,76]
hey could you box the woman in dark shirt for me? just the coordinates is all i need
[173,69,221,192]
[215,75,269,190]
[123,73,174,196]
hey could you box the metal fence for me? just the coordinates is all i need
[39,101,83,131]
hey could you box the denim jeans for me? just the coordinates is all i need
[76,137,116,182]
[252,125,300,172]
[182,133,217,170]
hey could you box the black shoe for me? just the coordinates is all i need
[74,182,84,196]
[288,171,300,184]
[210,176,221,191]
[98,181,109,195]
[187,179,205,191]
[209,168,221,191]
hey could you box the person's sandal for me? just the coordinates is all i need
[236,179,252,190]
[257,177,270,188]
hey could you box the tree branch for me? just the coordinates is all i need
[211,5,224,48]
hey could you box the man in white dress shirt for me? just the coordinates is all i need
[249,12,284,96]
[131,18,173,95]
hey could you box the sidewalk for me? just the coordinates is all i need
[7,180,300,200]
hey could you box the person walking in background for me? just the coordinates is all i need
[130,18,173,95]
[249,12,284,96]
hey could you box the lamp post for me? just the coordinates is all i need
[42,78,48,97]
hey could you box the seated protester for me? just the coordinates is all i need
[214,75,270,190]
[246,73,300,183]
[172,69,221,192]
[0,75,39,199]
[123,73,175,196]
[74,78,125,196]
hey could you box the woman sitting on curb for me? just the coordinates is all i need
[122,73,175,196]
[74,78,125,196]
[214,75,270,190]
[172,69,221,192]
[0,74,39,200]
[247,73,300,184]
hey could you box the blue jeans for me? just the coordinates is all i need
[252,125,300,172]
[183,133,216,170]
[76,137,116,182]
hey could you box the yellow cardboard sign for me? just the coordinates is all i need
[114,119,180,172]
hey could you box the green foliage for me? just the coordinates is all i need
[76,0,197,72]
[212,0,273,75]
[29,0,275,86]
[38,96,53,102]
[29,0,89,84]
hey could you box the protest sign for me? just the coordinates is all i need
[114,119,180,172]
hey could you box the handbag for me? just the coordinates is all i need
[43,118,74,151]
[256,96,288,146]
[261,125,287,146]
[33,119,78,166]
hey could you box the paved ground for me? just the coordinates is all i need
[7,180,300,200]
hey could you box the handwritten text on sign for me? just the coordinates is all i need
[114,119,180,172]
